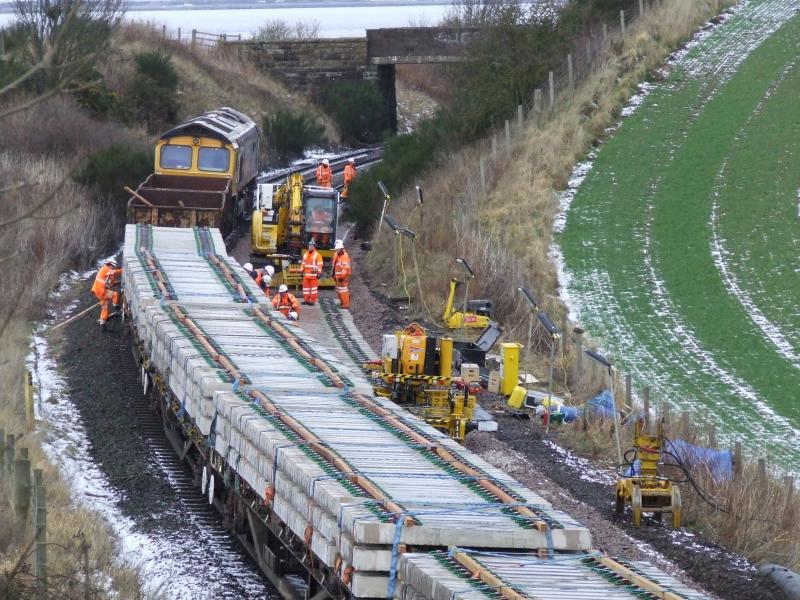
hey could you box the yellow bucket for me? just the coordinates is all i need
[507,385,527,409]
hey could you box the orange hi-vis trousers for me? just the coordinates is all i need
[302,276,319,304]
[96,289,119,323]
[335,278,350,309]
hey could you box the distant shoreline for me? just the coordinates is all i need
[0,0,449,15]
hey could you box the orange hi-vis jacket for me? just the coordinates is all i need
[332,249,351,280]
[341,163,357,198]
[91,265,122,299]
[272,291,300,317]
[301,248,323,278]
[315,164,332,188]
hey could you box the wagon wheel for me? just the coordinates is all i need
[631,486,643,527]
[671,486,682,529]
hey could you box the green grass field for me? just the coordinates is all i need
[559,0,800,468]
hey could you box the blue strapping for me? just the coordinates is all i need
[232,379,240,392]
[386,516,405,597]
[545,525,554,559]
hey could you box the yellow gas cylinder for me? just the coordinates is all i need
[500,342,522,395]
[507,385,527,409]
[439,337,453,377]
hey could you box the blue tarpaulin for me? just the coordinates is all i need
[586,389,616,418]
[666,439,733,481]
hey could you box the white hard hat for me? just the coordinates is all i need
[264,275,272,285]
[106,258,118,267]
[349,158,355,164]
[334,239,344,250]
[265,265,275,276]
[243,262,253,272]
[289,311,298,320]
[322,159,329,166]
[279,284,288,293]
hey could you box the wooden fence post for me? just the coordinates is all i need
[639,0,645,16]
[620,10,626,37]
[567,53,574,88]
[586,37,591,63]
[191,29,197,51]
[643,387,650,430]
[602,22,608,44]
[479,158,486,193]
[783,476,795,528]
[707,423,716,448]
[177,27,181,42]
[162,24,166,38]
[504,119,511,150]
[757,458,767,490]
[573,328,584,384]
[680,410,689,438]
[533,88,542,114]
[624,373,631,410]
[548,71,555,108]
[32,469,47,595]
[733,441,742,478]
[25,370,35,431]
[517,104,523,128]
[14,447,31,523]
[491,134,497,157]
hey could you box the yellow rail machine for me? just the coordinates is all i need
[368,323,477,441]
[615,418,682,528]
[250,173,339,288]
[442,258,493,330]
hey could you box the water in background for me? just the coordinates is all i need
[0,4,451,38]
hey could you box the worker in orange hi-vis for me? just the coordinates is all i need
[341,158,357,201]
[332,239,352,309]
[91,258,122,328]
[300,239,323,305]
[272,284,300,320]
[315,158,332,188]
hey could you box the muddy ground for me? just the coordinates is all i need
[344,239,787,600]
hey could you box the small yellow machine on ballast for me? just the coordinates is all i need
[366,323,478,441]
[615,418,682,528]
[442,258,493,330]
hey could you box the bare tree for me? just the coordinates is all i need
[252,18,320,41]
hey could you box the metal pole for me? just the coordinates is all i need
[461,278,469,339]
[608,369,623,465]
[524,315,533,390]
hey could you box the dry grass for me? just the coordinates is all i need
[0,153,144,597]
[111,23,339,144]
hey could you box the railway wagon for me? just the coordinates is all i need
[124,225,711,600]
[127,107,259,236]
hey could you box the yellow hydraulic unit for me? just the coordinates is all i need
[615,418,682,528]
[367,323,477,441]
[250,172,339,288]
[442,258,493,330]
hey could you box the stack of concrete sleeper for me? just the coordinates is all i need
[124,225,592,598]
[394,550,712,600]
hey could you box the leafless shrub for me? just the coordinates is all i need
[252,18,321,41]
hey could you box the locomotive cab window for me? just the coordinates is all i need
[160,144,192,169]
[198,147,230,172]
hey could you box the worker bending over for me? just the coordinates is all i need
[272,284,299,320]
[92,258,122,328]
[332,239,351,309]
[244,262,274,295]
[341,158,357,201]
[315,158,332,188]
[300,239,323,305]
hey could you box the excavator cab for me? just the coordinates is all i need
[303,189,338,250]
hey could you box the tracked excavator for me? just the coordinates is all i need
[250,172,339,288]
